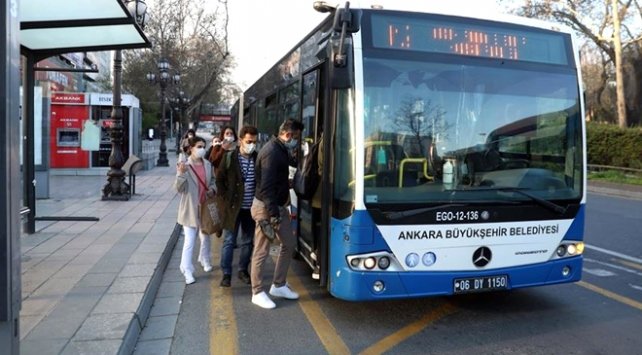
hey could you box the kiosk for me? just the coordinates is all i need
[49,92,142,172]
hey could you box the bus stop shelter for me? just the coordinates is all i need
[1,1,151,353]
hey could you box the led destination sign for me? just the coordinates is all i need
[371,13,570,65]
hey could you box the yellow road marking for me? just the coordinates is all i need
[359,302,457,355]
[287,271,351,355]
[612,258,642,272]
[210,238,239,355]
[577,281,642,312]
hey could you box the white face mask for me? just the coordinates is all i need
[242,143,256,155]
[193,147,206,159]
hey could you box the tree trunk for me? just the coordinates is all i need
[612,0,627,128]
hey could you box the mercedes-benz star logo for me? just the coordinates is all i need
[472,247,492,267]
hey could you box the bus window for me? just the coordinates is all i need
[333,90,356,219]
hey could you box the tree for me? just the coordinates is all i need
[393,97,448,157]
[121,0,239,132]
[507,0,642,127]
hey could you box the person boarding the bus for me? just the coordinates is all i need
[216,126,259,287]
[175,136,216,284]
[207,125,237,170]
[250,119,304,309]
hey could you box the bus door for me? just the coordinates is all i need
[296,66,325,279]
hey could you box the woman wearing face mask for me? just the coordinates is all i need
[215,126,259,287]
[207,126,237,171]
[175,136,216,284]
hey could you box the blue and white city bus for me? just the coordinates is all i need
[232,1,586,300]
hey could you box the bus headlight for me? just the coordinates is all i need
[378,256,390,270]
[346,252,402,271]
[364,257,376,269]
[576,242,585,254]
[555,242,584,258]
[567,244,577,255]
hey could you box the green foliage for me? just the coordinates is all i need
[588,170,642,186]
[142,110,158,131]
[587,122,642,169]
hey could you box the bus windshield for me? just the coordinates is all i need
[361,57,583,205]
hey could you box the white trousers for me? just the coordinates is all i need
[180,226,212,274]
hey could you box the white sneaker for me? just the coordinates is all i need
[183,271,196,285]
[269,284,299,300]
[200,259,213,272]
[251,291,276,309]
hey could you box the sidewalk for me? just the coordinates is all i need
[20,156,181,355]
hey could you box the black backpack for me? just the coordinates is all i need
[293,141,320,200]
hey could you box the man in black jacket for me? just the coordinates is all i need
[250,118,304,309]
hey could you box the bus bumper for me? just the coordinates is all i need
[329,256,583,301]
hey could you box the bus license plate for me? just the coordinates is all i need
[453,275,509,294]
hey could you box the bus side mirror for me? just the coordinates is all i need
[332,5,361,33]
[328,3,361,89]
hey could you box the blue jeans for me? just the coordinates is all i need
[220,209,255,276]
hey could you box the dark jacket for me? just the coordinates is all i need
[255,137,291,218]
[216,148,257,230]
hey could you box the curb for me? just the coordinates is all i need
[118,223,182,355]
[587,184,642,200]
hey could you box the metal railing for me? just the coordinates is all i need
[588,164,642,175]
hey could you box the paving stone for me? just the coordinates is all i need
[89,257,128,273]
[25,305,89,340]
[54,263,94,279]
[92,293,144,314]
[21,338,68,355]
[20,315,41,340]
[119,263,157,277]
[138,315,178,341]
[119,232,147,244]
[156,281,185,298]
[133,338,172,355]
[74,313,134,341]
[108,276,151,294]
[128,252,161,264]
[128,223,155,234]
[160,271,184,283]
[76,272,118,288]
[21,276,80,316]
[61,339,122,355]
[149,296,182,317]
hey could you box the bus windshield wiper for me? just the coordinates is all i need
[477,187,567,215]
[382,204,466,220]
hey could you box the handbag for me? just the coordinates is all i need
[189,165,223,235]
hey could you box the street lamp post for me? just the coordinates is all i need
[147,59,180,167]
[102,0,148,200]
[171,90,191,134]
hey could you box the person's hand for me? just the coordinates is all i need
[177,162,187,175]
[270,216,281,230]
[221,140,234,151]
